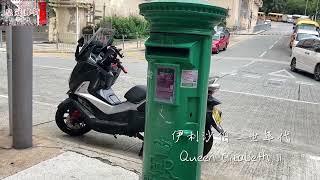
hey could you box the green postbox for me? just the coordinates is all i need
[139,1,227,179]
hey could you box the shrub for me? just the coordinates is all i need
[96,15,150,39]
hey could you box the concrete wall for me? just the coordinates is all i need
[208,0,241,28]
[209,0,262,30]
[49,6,88,43]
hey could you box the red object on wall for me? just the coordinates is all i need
[38,2,47,25]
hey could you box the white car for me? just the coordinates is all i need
[290,37,320,81]
[287,17,294,23]
[291,29,319,48]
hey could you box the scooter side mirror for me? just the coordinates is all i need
[208,83,220,93]
[78,36,85,47]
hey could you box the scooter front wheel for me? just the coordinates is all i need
[55,100,91,136]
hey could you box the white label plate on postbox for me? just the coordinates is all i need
[181,70,198,88]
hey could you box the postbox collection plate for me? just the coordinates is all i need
[181,70,198,88]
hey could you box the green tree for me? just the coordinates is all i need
[261,0,288,14]
[96,15,150,39]
[261,0,319,16]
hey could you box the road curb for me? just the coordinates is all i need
[33,50,74,53]
[33,48,145,54]
[230,29,268,36]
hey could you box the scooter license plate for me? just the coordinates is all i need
[212,108,222,125]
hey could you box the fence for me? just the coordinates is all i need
[52,32,146,53]
[0,30,146,53]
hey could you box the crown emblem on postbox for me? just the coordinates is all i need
[153,139,173,154]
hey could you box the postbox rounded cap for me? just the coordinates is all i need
[139,0,227,35]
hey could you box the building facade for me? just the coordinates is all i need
[47,0,93,42]
[93,0,263,30]
[94,0,144,18]
[46,0,263,43]
[208,0,263,30]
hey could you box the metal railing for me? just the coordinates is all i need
[0,30,147,53]
[53,32,145,52]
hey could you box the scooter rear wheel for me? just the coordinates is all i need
[55,101,91,136]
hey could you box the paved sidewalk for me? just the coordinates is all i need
[0,130,140,180]
[3,151,139,180]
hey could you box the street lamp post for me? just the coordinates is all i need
[76,0,80,39]
[305,0,309,16]
[316,0,319,21]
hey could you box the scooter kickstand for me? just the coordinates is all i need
[139,142,144,157]
[113,135,117,139]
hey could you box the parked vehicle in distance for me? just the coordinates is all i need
[290,37,320,81]
[294,19,319,33]
[287,15,294,23]
[212,32,229,54]
[282,14,288,22]
[268,13,283,22]
[214,25,230,38]
[258,12,266,21]
[294,15,310,25]
[290,29,319,48]
[265,20,272,27]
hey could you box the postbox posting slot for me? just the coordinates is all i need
[146,46,189,58]
[145,38,200,67]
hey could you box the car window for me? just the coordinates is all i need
[296,39,305,47]
[312,39,320,52]
[212,34,220,40]
[296,33,318,41]
[313,44,320,52]
[301,39,315,50]
[297,25,317,31]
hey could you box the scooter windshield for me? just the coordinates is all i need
[79,28,115,56]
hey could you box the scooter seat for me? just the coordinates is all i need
[125,85,146,104]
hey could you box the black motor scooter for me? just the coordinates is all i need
[55,28,224,157]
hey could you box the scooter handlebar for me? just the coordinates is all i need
[119,64,128,74]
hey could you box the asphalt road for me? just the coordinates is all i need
[0,22,320,179]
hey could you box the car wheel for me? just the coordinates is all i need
[290,58,297,72]
[314,64,320,81]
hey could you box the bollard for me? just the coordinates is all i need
[12,26,33,149]
[6,26,13,136]
[122,34,125,50]
[0,31,2,48]
[56,32,59,50]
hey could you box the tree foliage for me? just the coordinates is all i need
[96,15,150,39]
[261,0,320,16]
[261,0,288,14]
